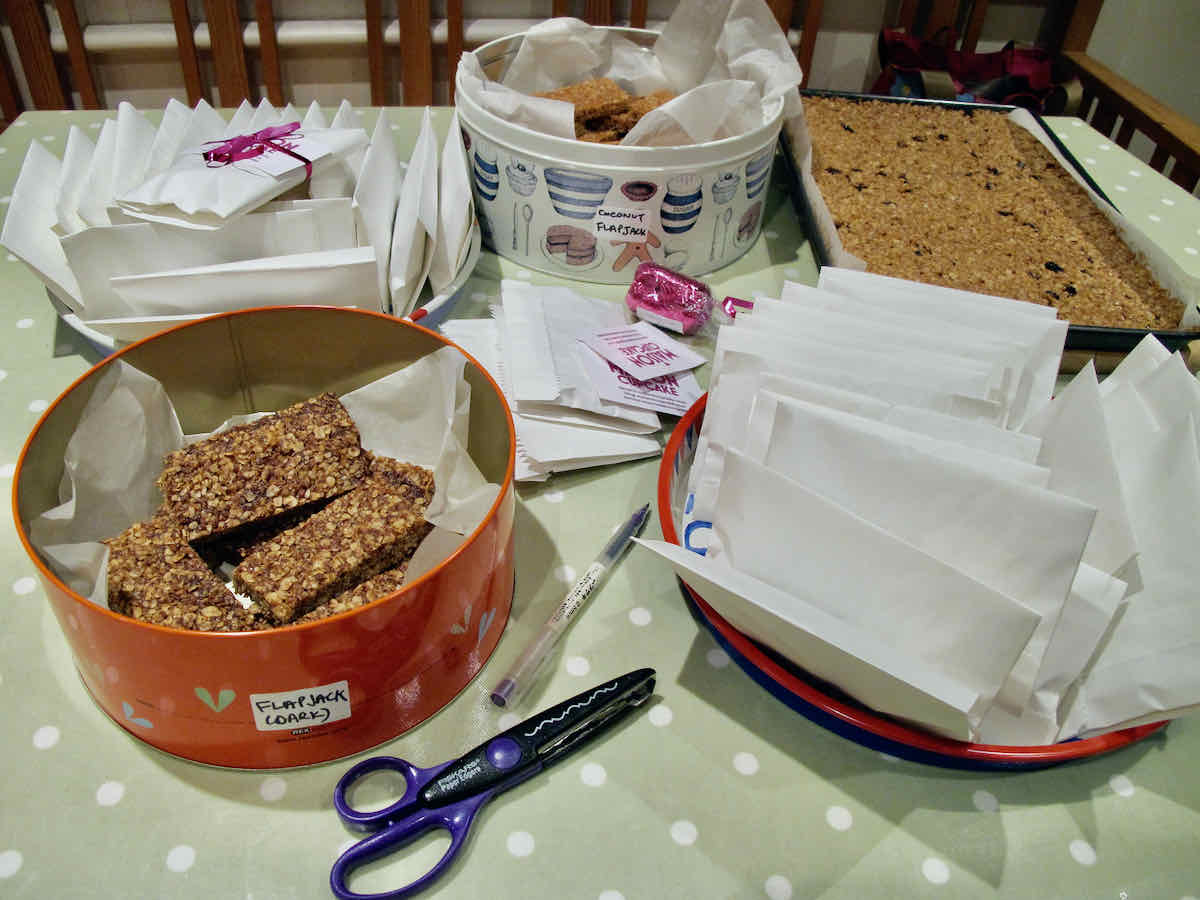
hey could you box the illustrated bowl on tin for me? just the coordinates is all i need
[545,168,613,220]
[621,180,658,203]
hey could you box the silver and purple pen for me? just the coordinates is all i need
[490,503,651,708]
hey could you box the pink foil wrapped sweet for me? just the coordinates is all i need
[624,262,714,335]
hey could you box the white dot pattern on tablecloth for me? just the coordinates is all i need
[598,891,625,900]
[1069,839,1097,866]
[260,777,287,803]
[1115,185,1128,192]
[784,267,800,279]
[1,463,14,478]
[32,725,59,749]
[516,269,532,280]
[706,648,730,668]
[27,400,48,413]
[544,490,565,503]
[565,656,590,677]
[166,845,196,872]
[972,790,998,813]
[825,806,852,831]
[922,857,950,884]
[1185,247,1198,255]
[648,705,672,727]
[670,820,698,846]
[6,254,17,262]
[0,850,22,878]
[733,752,759,775]
[554,564,576,583]
[628,607,651,626]
[14,577,36,595]
[337,838,357,857]
[580,762,606,787]
[1149,214,1162,222]
[96,781,125,806]
[764,230,778,239]
[506,831,535,857]
[764,874,793,900]
[0,370,7,383]
[1110,774,1135,797]
[1163,198,1177,206]
[470,291,488,303]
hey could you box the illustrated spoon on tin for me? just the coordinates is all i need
[522,203,533,256]
[720,207,733,257]
[512,202,519,251]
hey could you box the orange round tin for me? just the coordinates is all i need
[13,306,516,769]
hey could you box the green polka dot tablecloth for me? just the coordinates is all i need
[3,109,1200,900]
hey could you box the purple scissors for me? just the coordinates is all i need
[330,667,656,899]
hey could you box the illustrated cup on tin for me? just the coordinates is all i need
[712,171,739,204]
[660,174,703,235]
[472,142,500,203]
[544,168,613,220]
[744,150,772,199]
[505,157,538,197]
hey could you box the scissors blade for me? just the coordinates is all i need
[418,668,655,810]
[522,667,656,765]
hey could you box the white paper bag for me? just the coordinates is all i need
[427,111,475,294]
[498,281,660,433]
[61,209,323,320]
[353,108,401,308]
[390,108,439,315]
[53,125,95,236]
[108,246,380,317]
[706,449,1042,720]
[0,141,83,313]
[636,537,987,740]
[739,391,1096,713]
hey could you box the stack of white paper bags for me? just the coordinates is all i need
[640,266,1200,745]
[1,98,476,343]
[442,280,665,480]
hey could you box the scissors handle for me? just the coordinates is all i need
[333,756,453,831]
[329,790,491,900]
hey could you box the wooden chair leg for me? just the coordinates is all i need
[365,0,387,105]
[255,0,284,105]
[203,0,252,106]
[2,0,67,108]
[170,0,207,105]
[398,2,433,105]
[54,0,99,107]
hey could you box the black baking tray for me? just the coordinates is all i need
[780,89,1196,353]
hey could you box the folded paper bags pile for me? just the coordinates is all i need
[0,99,475,343]
[443,280,687,480]
[640,267,1200,746]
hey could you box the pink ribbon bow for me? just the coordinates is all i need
[202,121,312,177]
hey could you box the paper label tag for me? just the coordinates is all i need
[248,134,332,178]
[580,346,703,416]
[593,207,649,240]
[250,680,351,731]
[578,321,706,379]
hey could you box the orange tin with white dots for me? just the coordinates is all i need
[13,306,516,769]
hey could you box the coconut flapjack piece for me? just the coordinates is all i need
[292,561,414,624]
[537,77,631,121]
[803,95,1186,330]
[157,393,367,543]
[106,511,263,632]
[233,454,435,624]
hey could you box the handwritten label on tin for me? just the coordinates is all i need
[594,207,649,240]
[250,680,351,731]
